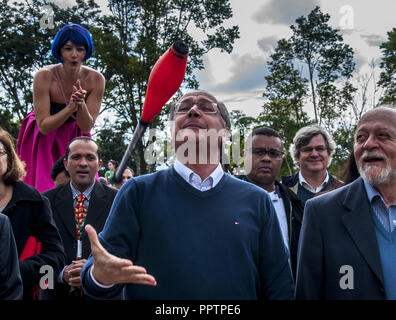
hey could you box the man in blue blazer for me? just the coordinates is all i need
[296,106,396,300]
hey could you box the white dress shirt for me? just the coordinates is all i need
[173,159,224,191]
[299,171,329,193]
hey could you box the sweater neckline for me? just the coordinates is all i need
[169,166,228,198]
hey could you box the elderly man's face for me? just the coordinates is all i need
[171,91,227,164]
[354,109,396,185]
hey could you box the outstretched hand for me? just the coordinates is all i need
[85,224,157,287]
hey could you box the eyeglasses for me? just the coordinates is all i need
[248,148,285,159]
[0,149,7,157]
[175,101,218,114]
[300,146,327,154]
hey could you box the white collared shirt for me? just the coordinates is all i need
[268,191,289,249]
[299,171,329,193]
[174,159,224,191]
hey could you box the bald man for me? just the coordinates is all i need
[296,106,396,300]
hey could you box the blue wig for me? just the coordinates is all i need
[51,23,94,62]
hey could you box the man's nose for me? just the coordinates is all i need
[79,157,88,166]
[261,153,272,161]
[363,134,379,150]
[187,105,201,117]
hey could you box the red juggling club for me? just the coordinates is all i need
[113,41,188,183]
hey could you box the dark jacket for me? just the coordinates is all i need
[282,172,344,203]
[296,177,386,299]
[238,176,304,280]
[276,181,304,279]
[3,181,66,300]
[0,213,23,300]
[43,181,117,299]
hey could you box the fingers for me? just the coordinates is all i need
[113,265,157,286]
[85,224,105,257]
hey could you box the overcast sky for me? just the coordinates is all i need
[193,0,396,116]
[54,0,396,117]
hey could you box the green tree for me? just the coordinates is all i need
[378,27,396,104]
[0,0,101,123]
[290,6,356,125]
[91,0,239,175]
[94,119,129,176]
[256,6,357,176]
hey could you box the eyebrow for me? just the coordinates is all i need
[179,97,214,103]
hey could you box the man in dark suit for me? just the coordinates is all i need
[296,106,396,300]
[43,136,117,299]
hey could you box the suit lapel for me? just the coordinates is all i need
[84,181,107,233]
[341,178,384,285]
[54,184,77,240]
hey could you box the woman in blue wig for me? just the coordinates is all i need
[17,23,105,193]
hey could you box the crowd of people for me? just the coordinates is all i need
[1,23,395,301]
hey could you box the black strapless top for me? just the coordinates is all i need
[50,102,76,123]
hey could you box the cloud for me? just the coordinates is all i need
[354,51,368,72]
[361,34,386,47]
[252,0,320,25]
[257,36,278,53]
[211,54,269,94]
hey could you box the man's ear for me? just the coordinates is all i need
[98,159,103,171]
[63,158,68,172]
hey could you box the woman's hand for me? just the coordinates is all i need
[71,80,87,106]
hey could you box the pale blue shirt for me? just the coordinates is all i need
[364,180,396,233]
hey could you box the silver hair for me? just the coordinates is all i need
[290,124,336,167]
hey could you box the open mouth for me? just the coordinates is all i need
[76,171,89,176]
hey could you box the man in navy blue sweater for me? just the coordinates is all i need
[81,90,294,300]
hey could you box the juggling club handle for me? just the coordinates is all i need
[113,120,149,184]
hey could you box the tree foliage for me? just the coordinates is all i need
[378,27,396,104]
[0,0,239,175]
[253,6,357,176]
[290,6,356,125]
[91,0,239,174]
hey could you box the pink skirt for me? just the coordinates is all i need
[17,110,91,193]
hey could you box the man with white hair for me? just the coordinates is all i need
[282,125,343,203]
[296,106,396,300]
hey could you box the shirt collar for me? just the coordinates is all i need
[363,179,390,206]
[174,159,224,189]
[299,171,329,192]
[70,181,95,201]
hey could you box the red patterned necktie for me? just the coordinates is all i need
[74,194,87,241]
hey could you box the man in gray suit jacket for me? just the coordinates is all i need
[43,137,117,299]
[296,106,396,300]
